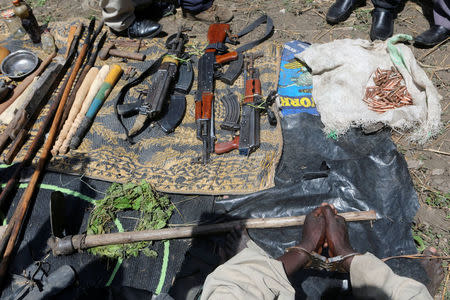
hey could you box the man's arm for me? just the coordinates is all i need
[321,206,432,300]
[201,207,327,300]
[350,253,432,300]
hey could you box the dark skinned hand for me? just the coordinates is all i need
[322,205,356,272]
[277,207,326,276]
[298,206,326,253]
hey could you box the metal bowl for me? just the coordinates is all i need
[0,50,39,80]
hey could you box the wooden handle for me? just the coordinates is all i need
[103,64,122,86]
[244,79,261,103]
[108,49,145,61]
[60,65,109,154]
[85,65,122,118]
[52,67,99,156]
[215,136,239,154]
[201,92,213,119]
[216,51,238,64]
[81,210,378,249]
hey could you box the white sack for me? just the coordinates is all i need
[295,35,442,143]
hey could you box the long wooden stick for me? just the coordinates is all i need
[50,210,377,255]
[0,21,93,286]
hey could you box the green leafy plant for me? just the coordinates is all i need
[424,191,450,209]
[87,181,174,259]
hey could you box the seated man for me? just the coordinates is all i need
[100,0,233,38]
[201,205,444,299]
[326,0,404,41]
[415,0,450,47]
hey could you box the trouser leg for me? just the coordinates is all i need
[433,0,450,29]
[100,0,214,31]
[179,0,213,13]
[100,0,136,31]
[371,0,404,12]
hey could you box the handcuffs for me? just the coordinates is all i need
[286,246,360,273]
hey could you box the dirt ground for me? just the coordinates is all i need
[22,0,450,297]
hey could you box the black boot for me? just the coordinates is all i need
[370,8,394,41]
[111,18,162,39]
[326,0,365,24]
[414,25,450,48]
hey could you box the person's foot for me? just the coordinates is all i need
[138,1,176,19]
[414,25,450,48]
[111,19,162,39]
[420,247,445,296]
[326,0,365,24]
[370,8,394,41]
[217,226,251,263]
[183,4,233,24]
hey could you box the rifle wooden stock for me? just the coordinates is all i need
[207,23,230,43]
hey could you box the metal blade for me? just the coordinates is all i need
[50,191,66,238]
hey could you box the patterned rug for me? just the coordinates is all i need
[0,17,283,195]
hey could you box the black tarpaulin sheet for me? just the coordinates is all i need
[0,112,427,299]
[0,169,215,299]
[214,112,427,297]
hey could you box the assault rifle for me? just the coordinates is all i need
[195,15,274,163]
[117,26,192,137]
[195,23,237,164]
[215,53,277,156]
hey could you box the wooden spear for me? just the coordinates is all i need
[0,19,95,287]
[48,210,377,256]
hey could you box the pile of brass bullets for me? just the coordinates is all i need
[363,67,413,113]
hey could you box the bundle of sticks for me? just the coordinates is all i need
[363,67,413,113]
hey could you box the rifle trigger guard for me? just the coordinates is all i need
[226,29,239,45]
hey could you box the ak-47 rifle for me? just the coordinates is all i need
[215,53,277,156]
[195,15,274,164]
[195,23,237,164]
[116,26,192,137]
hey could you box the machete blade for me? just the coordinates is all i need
[50,191,66,238]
